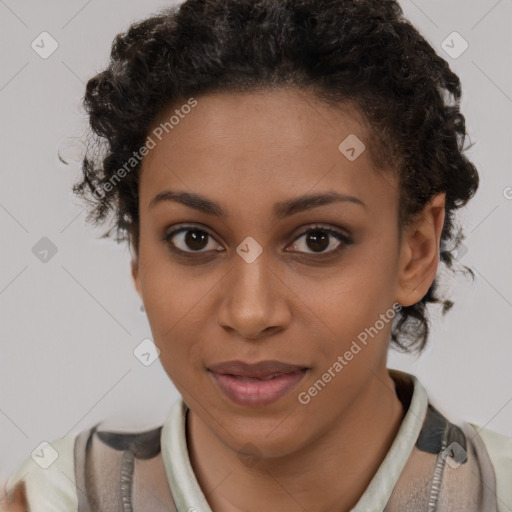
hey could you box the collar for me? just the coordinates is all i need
[160,369,429,512]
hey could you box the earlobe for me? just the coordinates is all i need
[395,193,446,307]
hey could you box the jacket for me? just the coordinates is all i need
[2,369,511,511]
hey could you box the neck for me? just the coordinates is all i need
[187,368,405,512]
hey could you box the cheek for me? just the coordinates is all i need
[138,242,206,330]
[138,255,215,378]
[142,272,202,342]
[302,250,396,326]
[297,250,398,367]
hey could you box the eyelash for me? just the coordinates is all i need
[162,223,353,258]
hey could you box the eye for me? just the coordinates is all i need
[163,225,223,254]
[163,223,352,257]
[287,224,353,255]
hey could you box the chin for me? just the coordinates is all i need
[214,409,311,459]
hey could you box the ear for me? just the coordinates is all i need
[131,257,142,299]
[395,193,446,307]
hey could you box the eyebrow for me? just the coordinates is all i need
[148,190,366,219]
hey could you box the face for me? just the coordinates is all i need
[131,88,444,458]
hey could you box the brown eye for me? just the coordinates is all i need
[288,226,353,255]
[304,229,330,252]
[163,223,352,258]
[184,229,208,250]
[164,226,222,253]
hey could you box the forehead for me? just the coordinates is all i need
[139,88,399,221]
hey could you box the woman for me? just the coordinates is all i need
[2,0,511,510]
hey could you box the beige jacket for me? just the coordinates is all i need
[1,369,511,511]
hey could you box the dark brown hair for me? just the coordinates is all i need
[73,0,478,353]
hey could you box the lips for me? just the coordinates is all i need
[207,360,308,379]
[207,360,309,407]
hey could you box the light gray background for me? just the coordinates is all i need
[1,0,511,481]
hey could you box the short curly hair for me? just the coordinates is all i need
[73,0,478,354]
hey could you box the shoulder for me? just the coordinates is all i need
[0,421,172,512]
[470,423,512,512]
[0,433,79,512]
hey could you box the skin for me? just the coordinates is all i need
[130,88,445,512]
[0,88,445,512]
[0,482,25,512]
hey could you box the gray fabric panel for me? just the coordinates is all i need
[131,453,177,512]
[82,428,125,512]
[74,428,94,512]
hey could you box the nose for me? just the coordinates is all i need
[216,251,292,341]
